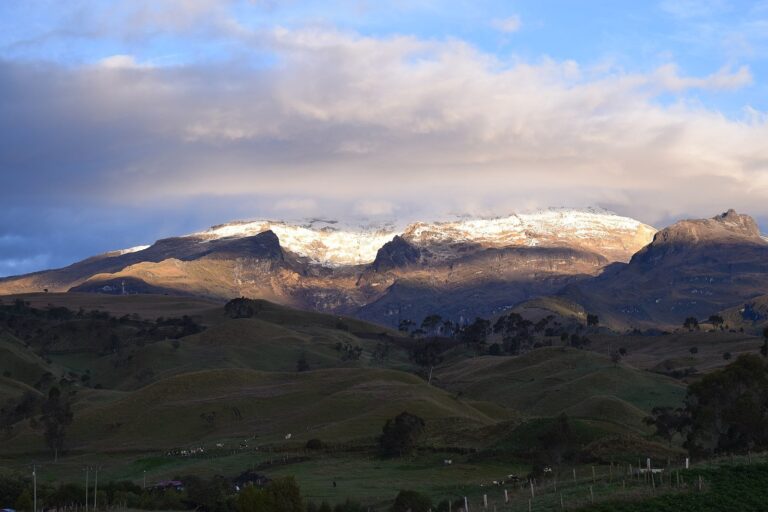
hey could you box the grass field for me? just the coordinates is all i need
[434,348,685,430]
[0,293,734,511]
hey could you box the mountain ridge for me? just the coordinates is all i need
[0,208,656,326]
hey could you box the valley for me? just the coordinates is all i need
[2,209,768,511]
[1,288,766,511]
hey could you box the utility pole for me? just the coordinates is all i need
[32,465,37,512]
[85,466,90,512]
[94,466,99,512]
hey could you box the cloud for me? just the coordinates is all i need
[354,200,396,216]
[274,198,319,211]
[98,54,149,69]
[653,63,752,91]
[492,15,522,33]
[1,25,767,274]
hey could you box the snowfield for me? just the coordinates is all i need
[143,208,658,267]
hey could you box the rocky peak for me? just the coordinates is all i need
[198,230,285,261]
[370,235,421,272]
[652,210,763,246]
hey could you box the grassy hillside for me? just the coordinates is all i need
[587,331,763,377]
[0,293,715,510]
[434,348,685,429]
[0,332,57,386]
[2,292,223,320]
[3,367,510,455]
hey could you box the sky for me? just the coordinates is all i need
[1,0,768,276]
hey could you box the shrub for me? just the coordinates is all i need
[391,490,432,512]
[378,412,425,458]
[305,439,323,450]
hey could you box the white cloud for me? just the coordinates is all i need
[274,198,319,211]
[2,27,767,229]
[354,200,396,216]
[492,15,522,33]
[652,63,752,91]
[98,54,149,69]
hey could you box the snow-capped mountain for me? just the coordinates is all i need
[0,207,657,327]
[183,208,655,267]
[193,219,398,267]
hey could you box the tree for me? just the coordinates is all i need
[15,488,33,512]
[398,319,415,334]
[420,314,443,335]
[409,341,443,368]
[690,346,699,355]
[708,315,724,329]
[610,350,622,365]
[267,476,303,512]
[683,317,699,331]
[586,314,599,327]
[238,485,274,512]
[723,352,732,361]
[225,297,261,319]
[488,343,502,356]
[684,354,768,455]
[378,412,425,458]
[643,407,688,447]
[391,490,432,512]
[41,387,73,461]
[460,318,490,349]
[305,438,323,450]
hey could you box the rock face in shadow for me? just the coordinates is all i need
[557,210,768,329]
[369,236,422,272]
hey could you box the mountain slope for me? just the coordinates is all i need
[555,210,768,329]
[0,209,655,326]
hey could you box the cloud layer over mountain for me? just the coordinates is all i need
[1,1,767,275]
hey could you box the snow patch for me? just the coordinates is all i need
[187,208,655,267]
[115,245,151,255]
